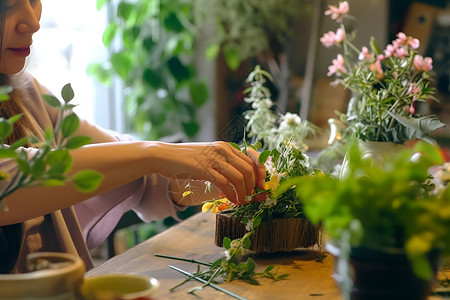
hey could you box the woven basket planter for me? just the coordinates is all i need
[215,211,322,253]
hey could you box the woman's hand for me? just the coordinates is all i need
[153,141,265,205]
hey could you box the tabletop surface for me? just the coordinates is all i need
[86,212,445,300]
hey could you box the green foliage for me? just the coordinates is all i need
[284,140,450,280]
[196,0,309,70]
[90,0,208,140]
[243,65,318,151]
[0,84,103,210]
[169,231,288,293]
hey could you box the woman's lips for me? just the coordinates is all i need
[9,47,31,57]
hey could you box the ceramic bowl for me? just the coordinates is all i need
[81,273,160,300]
[0,252,85,300]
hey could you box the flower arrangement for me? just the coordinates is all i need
[321,1,445,144]
[0,84,103,210]
[172,66,322,290]
[201,65,319,237]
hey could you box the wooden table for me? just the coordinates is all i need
[86,212,446,300]
[86,212,341,299]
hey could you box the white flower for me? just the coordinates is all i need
[263,197,277,207]
[264,156,276,175]
[279,112,302,130]
[245,220,253,231]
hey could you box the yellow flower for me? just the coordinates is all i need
[264,174,281,192]
[202,198,229,213]
[182,191,193,198]
[0,170,10,181]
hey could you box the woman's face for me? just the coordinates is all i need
[0,0,41,74]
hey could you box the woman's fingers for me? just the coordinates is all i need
[246,147,266,190]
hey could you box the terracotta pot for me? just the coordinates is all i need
[215,211,322,253]
[0,252,85,300]
[327,243,440,300]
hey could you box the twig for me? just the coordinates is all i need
[168,265,248,300]
[155,254,212,267]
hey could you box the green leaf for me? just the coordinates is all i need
[253,215,262,229]
[61,83,75,103]
[72,170,104,193]
[0,121,12,139]
[163,12,184,33]
[61,113,80,138]
[264,265,275,273]
[205,43,220,61]
[167,57,190,83]
[111,52,133,81]
[7,114,22,124]
[46,149,72,174]
[65,136,92,149]
[43,95,61,108]
[117,2,135,21]
[0,148,17,158]
[43,179,66,186]
[246,258,256,273]
[182,121,199,137]
[223,237,231,249]
[259,150,270,164]
[87,63,112,85]
[223,47,241,71]
[243,237,251,249]
[189,81,208,107]
[228,142,241,151]
[102,22,119,47]
[143,68,163,88]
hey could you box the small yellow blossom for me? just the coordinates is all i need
[0,170,10,181]
[202,198,229,213]
[265,174,281,192]
[182,191,193,198]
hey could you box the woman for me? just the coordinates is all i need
[0,0,265,273]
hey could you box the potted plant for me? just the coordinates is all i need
[198,65,322,254]
[316,1,446,175]
[283,139,450,300]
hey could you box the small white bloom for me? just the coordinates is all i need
[245,195,252,203]
[224,250,231,260]
[245,220,253,231]
[264,197,277,207]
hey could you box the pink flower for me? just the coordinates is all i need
[369,60,384,80]
[407,82,421,101]
[384,44,396,58]
[320,28,345,47]
[359,46,371,60]
[327,54,348,77]
[324,1,349,22]
[413,55,433,72]
[395,32,420,49]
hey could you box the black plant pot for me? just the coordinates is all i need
[327,243,440,300]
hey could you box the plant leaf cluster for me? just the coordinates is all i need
[283,140,450,280]
[0,84,103,210]
[91,0,208,139]
[169,232,288,295]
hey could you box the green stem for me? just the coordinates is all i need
[155,254,212,267]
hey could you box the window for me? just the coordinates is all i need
[28,0,122,131]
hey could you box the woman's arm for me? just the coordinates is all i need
[0,141,265,226]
